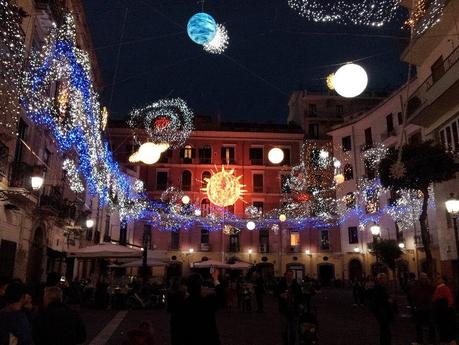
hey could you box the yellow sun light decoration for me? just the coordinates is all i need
[203,166,245,207]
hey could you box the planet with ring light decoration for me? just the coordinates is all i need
[187,13,217,45]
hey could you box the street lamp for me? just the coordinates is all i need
[370,224,381,236]
[353,247,361,253]
[30,175,44,191]
[188,248,194,253]
[445,194,459,264]
[85,219,94,228]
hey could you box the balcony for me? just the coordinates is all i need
[288,245,301,253]
[39,185,63,216]
[200,243,211,252]
[407,44,459,127]
[402,0,458,65]
[253,186,263,193]
[380,129,397,141]
[199,158,211,164]
[250,158,264,166]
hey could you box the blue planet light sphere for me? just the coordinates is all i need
[187,12,217,45]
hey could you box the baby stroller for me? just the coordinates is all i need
[298,308,318,345]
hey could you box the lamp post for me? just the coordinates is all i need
[445,194,459,282]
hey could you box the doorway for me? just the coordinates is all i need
[318,263,335,286]
[348,259,363,281]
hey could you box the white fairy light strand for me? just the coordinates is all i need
[203,24,229,55]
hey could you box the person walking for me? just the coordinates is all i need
[410,273,435,345]
[254,273,265,313]
[368,273,395,345]
[32,286,86,345]
[167,278,187,345]
[276,269,302,345]
[181,273,221,345]
[0,280,33,345]
[433,277,457,345]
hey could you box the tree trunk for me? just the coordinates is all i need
[419,186,433,278]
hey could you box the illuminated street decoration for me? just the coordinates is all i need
[204,166,245,207]
[187,12,217,45]
[203,24,229,54]
[21,14,147,220]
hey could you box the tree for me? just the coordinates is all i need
[371,239,403,273]
[379,141,456,277]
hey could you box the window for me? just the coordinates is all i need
[182,170,192,191]
[336,105,344,115]
[43,149,51,166]
[221,146,235,164]
[14,118,27,162]
[348,227,358,244]
[320,230,330,250]
[345,192,356,209]
[159,149,173,163]
[202,171,211,188]
[181,145,194,163]
[452,123,459,151]
[431,56,445,83]
[249,147,263,165]
[201,199,211,217]
[200,229,209,244]
[395,223,404,243]
[259,228,269,253]
[229,233,240,252]
[119,221,128,245]
[0,240,17,279]
[290,230,300,246]
[253,174,263,193]
[104,214,111,242]
[171,231,180,250]
[308,124,320,139]
[281,148,291,165]
[199,146,212,164]
[281,175,291,193]
[308,104,317,116]
[343,164,353,181]
[342,136,352,152]
[364,127,373,147]
[143,224,152,250]
[386,114,394,134]
[253,201,264,215]
[397,112,403,125]
[156,171,168,190]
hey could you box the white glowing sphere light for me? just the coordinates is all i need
[333,63,368,98]
[246,221,256,231]
[268,148,284,164]
[182,195,190,204]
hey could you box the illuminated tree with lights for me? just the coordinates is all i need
[0,0,25,136]
[379,141,456,277]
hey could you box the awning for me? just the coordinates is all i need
[192,260,229,269]
[120,258,167,268]
[47,247,67,259]
[227,261,252,270]
[68,243,142,258]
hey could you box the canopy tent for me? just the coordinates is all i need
[192,260,229,269]
[68,243,142,258]
[227,261,252,270]
[121,258,167,268]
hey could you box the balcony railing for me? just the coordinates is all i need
[380,129,397,141]
[200,243,211,252]
[250,158,264,166]
[199,158,211,164]
[288,245,301,253]
[408,44,459,117]
[259,243,269,253]
[253,186,263,193]
[40,185,63,213]
[8,161,33,190]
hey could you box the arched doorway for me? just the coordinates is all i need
[317,263,335,286]
[27,226,45,286]
[348,259,363,281]
[371,262,389,277]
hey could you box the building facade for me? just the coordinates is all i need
[0,0,101,285]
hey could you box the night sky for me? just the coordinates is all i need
[83,0,409,123]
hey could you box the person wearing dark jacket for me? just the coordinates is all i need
[33,286,86,345]
[254,273,265,313]
[410,273,435,345]
[368,273,395,345]
[167,278,187,345]
[181,273,221,345]
[0,280,33,345]
[276,270,302,345]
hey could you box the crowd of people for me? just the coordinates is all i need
[0,277,86,345]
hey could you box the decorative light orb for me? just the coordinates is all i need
[445,195,459,216]
[333,160,341,168]
[181,195,190,205]
[246,221,256,231]
[268,148,284,164]
[279,214,287,222]
[138,142,162,165]
[31,176,44,190]
[326,73,335,90]
[370,224,381,236]
[333,63,368,98]
[85,219,94,228]
[194,209,201,216]
[203,24,229,54]
[398,242,405,249]
[353,247,361,253]
[204,166,244,207]
[319,150,329,159]
[187,12,217,45]
[334,174,345,185]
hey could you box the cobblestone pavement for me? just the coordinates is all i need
[80,288,422,345]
